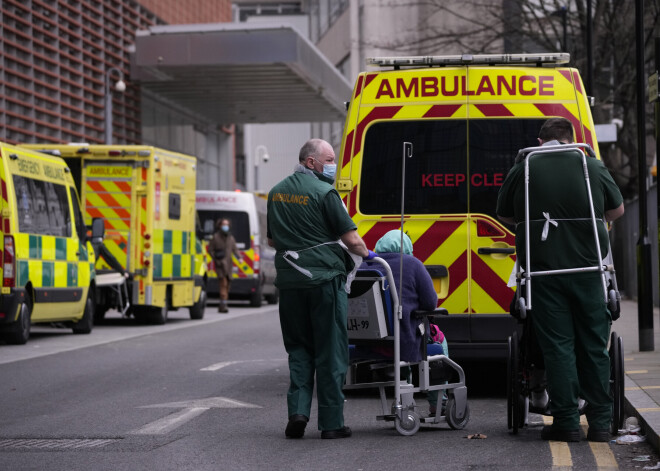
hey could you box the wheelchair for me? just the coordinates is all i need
[506,325,624,434]
[344,257,470,436]
[506,143,625,435]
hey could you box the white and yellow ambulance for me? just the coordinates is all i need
[0,142,96,344]
[196,190,277,307]
[22,144,207,325]
[337,53,600,359]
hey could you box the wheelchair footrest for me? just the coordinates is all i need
[377,415,396,422]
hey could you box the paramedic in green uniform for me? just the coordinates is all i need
[496,118,624,443]
[267,138,372,440]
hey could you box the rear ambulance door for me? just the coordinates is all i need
[464,66,582,320]
[349,68,471,319]
[82,160,137,274]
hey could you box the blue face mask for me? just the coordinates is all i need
[314,159,337,181]
[221,225,229,232]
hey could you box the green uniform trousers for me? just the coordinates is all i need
[279,276,348,431]
[531,273,612,430]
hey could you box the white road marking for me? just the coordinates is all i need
[129,407,209,435]
[199,358,286,372]
[200,361,241,371]
[139,397,261,409]
[130,396,262,435]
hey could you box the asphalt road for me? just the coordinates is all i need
[0,300,657,470]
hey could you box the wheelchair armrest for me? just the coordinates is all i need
[412,308,448,320]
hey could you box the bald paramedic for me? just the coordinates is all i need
[267,138,373,440]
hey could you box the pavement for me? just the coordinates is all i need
[617,299,660,452]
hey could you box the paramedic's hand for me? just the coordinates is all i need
[364,250,377,260]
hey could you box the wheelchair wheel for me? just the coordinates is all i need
[446,396,470,430]
[395,408,420,436]
[609,331,625,434]
[507,331,523,433]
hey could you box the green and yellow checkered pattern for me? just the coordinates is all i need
[14,233,92,288]
[152,229,192,279]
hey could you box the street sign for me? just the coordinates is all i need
[649,71,659,103]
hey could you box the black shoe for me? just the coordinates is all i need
[321,426,352,439]
[541,425,580,442]
[587,428,611,442]
[285,414,308,439]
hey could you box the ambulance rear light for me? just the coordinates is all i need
[3,235,15,288]
[367,53,570,68]
[108,149,138,157]
[476,219,505,238]
[144,234,151,240]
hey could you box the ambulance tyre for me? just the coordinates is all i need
[189,289,207,320]
[249,287,262,308]
[149,304,168,325]
[72,293,94,334]
[265,289,279,305]
[4,302,31,345]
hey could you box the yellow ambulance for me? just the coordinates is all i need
[337,53,600,359]
[22,144,207,325]
[0,142,95,344]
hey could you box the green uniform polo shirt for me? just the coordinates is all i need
[496,149,623,271]
[267,169,357,289]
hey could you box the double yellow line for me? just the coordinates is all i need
[543,416,618,470]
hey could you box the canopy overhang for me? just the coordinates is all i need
[131,23,352,124]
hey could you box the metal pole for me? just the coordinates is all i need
[586,0,593,96]
[656,36,660,322]
[104,73,112,145]
[394,142,412,413]
[104,67,125,145]
[635,0,654,351]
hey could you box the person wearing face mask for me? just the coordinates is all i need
[208,218,241,313]
[267,138,373,440]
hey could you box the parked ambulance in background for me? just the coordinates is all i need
[196,191,277,307]
[21,144,208,325]
[337,53,601,360]
[0,142,96,344]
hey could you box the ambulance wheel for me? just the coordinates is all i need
[446,396,470,430]
[265,289,279,305]
[4,302,31,345]
[148,304,168,325]
[395,409,420,436]
[249,287,262,308]
[609,331,625,434]
[72,294,94,334]
[189,289,207,320]
[132,307,149,324]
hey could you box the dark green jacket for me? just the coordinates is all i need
[267,166,357,289]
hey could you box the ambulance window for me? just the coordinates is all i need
[197,210,250,247]
[69,187,86,241]
[468,119,545,217]
[12,176,71,237]
[169,193,181,220]
[360,120,468,215]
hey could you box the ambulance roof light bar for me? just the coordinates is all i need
[367,53,570,68]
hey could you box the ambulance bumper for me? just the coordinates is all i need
[0,289,26,325]
[433,314,519,361]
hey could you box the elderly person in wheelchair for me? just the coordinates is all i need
[351,230,448,415]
